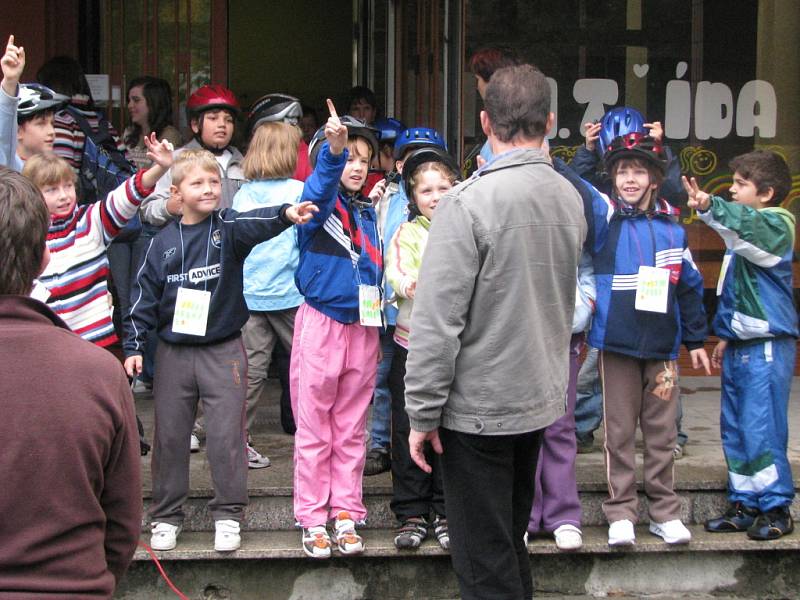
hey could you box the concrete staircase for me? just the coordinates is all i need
[115,377,800,599]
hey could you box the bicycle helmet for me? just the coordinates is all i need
[394,127,447,159]
[598,107,646,155]
[603,132,667,174]
[307,116,379,168]
[246,93,303,136]
[373,117,406,146]
[401,146,460,212]
[186,84,240,119]
[17,83,69,120]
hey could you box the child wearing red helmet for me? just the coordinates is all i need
[586,132,711,547]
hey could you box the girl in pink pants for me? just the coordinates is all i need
[290,108,383,558]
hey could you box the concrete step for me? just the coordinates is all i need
[142,484,787,532]
[116,526,800,599]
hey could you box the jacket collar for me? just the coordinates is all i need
[0,295,72,332]
[185,138,244,163]
[478,147,552,176]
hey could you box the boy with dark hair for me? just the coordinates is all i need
[683,150,797,540]
[0,166,141,597]
[124,148,317,553]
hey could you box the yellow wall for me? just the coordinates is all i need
[228,1,354,118]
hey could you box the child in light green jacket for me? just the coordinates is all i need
[384,146,459,550]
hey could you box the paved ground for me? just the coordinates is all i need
[134,376,800,496]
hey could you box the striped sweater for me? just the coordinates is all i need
[41,171,154,346]
[53,96,126,173]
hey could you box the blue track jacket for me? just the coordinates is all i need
[295,143,383,324]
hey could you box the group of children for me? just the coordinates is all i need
[1,32,796,558]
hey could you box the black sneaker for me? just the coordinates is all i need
[747,506,794,540]
[363,448,390,476]
[705,502,760,532]
[394,516,428,549]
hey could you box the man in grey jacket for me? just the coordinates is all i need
[405,64,586,600]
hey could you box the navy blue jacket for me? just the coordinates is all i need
[124,206,291,355]
[586,192,708,360]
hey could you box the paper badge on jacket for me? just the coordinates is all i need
[172,286,211,336]
[635,266,670,313]
[359,284,383,326]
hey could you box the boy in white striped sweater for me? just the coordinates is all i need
[21,133,173,346]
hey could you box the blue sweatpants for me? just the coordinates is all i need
[721,337,796,512]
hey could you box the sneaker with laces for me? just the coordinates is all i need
[554,524,583,551]
[334,511,365,554]
[649,519,691,544]
[190,433,200,453]
[705,501,760,532]
[608,519,636,546]
[214,519,241,552]
[747,506,794,540]
[150,522,181,551]
[394,516,428,549]
[433,515,449,550]
[246,442,271,469]
[672,444,685,460]
[302,525,332,559]
[363,448,390,476]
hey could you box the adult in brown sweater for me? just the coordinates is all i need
[0,166,142,599]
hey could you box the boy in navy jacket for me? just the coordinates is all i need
[586,132,710,547]
[123,148,315,553]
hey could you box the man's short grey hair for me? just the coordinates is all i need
[485,64,550,143]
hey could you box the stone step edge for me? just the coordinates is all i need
[132,525,799,562]
[140,481,749,498]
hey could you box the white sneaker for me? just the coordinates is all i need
[214,519,241,552]
[150,522,181,551]
[190,433,200,453]
[246,442,271,469]
[649,519,691,544]
[554,524,583,550]
[608,519,636,546]
[334,511,364,555]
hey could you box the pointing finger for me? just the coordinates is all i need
[326,98,340,123]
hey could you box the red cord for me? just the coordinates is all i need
[137,540,191,600]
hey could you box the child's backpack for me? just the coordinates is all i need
[66,106,141,241]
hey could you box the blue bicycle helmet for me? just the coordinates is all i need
[394,127,447,159]
[598,107,646,155]
[373,117,406,146]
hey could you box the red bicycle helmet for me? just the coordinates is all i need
[186,84,240,118]
[603,132,667,174]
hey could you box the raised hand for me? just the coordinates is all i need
[644,121,664,143]
[681,175,710,211]
[1,35,25,95]
[285,200,319,224]
[324,98,348,156]
[583,121,601,151]
[144,132,175,169]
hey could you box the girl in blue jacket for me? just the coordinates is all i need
[291,103,383,559]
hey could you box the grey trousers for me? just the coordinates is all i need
[241,307,298,432]
[599,350,680,524]
[150,337,249,524]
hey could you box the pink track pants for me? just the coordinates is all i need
[290,303,380,527]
